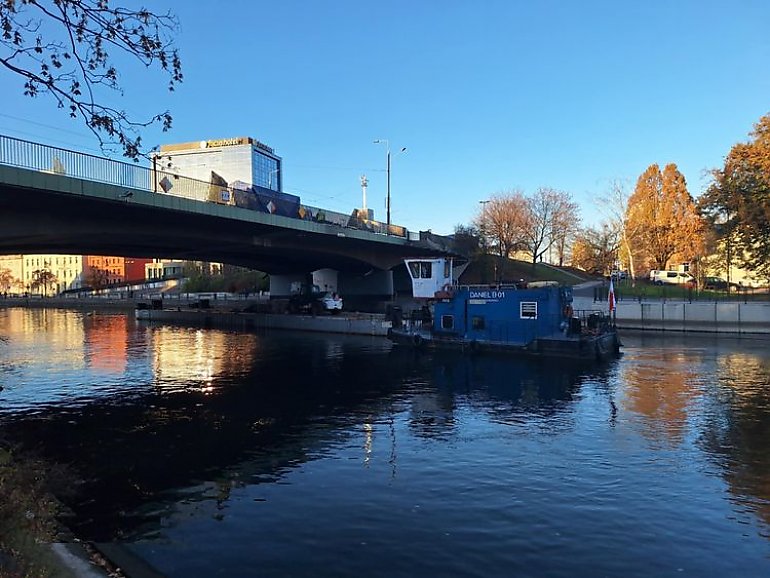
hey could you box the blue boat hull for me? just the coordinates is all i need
[387,327,621,362]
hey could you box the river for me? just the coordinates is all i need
[1,307,770,577]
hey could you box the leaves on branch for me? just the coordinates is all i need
[625,163,705,271]
[700,113,770,280]
[0,0,183,159]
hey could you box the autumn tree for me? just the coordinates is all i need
[0,0,182,158]
[700,113,770,281]
[570,225,620,276]
[86,267,109,289]
[0,267,13,293]
[521,187,579,265]
[475,191,528,258]
[625,163,705,272]
[30,268,57,296]
[596,179,644,282]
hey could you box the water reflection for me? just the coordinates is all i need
[395,351,599,440]
[147,326,259,393]
[4,312,770,576]
[621,333,770,535]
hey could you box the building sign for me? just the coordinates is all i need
[161,136,276,155]
[203,137,250,148]
[253,140,275,154]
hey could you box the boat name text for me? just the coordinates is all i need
[469,290,505,299]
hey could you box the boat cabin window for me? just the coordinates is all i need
[520,302,538,319]
[408,261,433,279]
[441,315,454,330]
[471,316,485,330]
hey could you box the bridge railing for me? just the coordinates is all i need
[0,133,409,238]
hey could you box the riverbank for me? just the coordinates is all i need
[0,441,88,578]
[4,294,770,336]
[1,436,168,577]
[135,308,391,336]
[573,295,770,334]
[1,296,392,337]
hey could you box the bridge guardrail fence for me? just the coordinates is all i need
[0,133,408,238]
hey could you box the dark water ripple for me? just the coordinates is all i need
[2,308,770,577]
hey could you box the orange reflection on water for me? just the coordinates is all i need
[1,308,87,370]
[147,326,258,392]
[85,314,129,374]
[621,351,705,444]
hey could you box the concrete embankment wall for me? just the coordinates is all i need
[1,298,392,336]
[573,297,770,334]
[138,310,392,336]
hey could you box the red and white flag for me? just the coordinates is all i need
[608,278,616,313]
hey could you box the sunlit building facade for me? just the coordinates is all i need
[0,254,24,294]
[155,136,283,192]
[85,256,124,287]
[22,254,85,295]
[0,254,158,295]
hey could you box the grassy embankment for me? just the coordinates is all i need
[0,442,75,578]
[609,278,770,302]
[460,255,591,286]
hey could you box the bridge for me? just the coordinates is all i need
[0,135,452,277]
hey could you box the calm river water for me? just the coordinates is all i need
[2,307,770,577]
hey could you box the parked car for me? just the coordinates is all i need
[703,276,729,290]
[287,284,343,314]
[609,270,628,281]
[649,270,695,286]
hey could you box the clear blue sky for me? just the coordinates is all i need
[1,0,769,235]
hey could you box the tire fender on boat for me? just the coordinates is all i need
[412,334,423,347]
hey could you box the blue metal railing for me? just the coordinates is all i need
[0,133,408,238]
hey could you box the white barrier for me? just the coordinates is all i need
[573,297,770,334]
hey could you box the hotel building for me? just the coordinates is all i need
[154,136,283,193]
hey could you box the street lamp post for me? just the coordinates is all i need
[374,139,406,234]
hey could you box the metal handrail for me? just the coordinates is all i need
[0,133,409,238]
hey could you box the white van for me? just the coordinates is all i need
[649,270,694,286]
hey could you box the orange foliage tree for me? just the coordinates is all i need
[625,163,705,272]
[700,113,770,281]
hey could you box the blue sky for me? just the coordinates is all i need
[1,0,769,234]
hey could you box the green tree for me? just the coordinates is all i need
[0,0,182,158]
[626,163,704,271]
[700,113,770,281]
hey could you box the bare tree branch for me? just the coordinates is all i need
[0,0,182,159]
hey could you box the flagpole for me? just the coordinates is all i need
[608,277,616,328]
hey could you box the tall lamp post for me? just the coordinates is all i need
[373,139,406,234]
